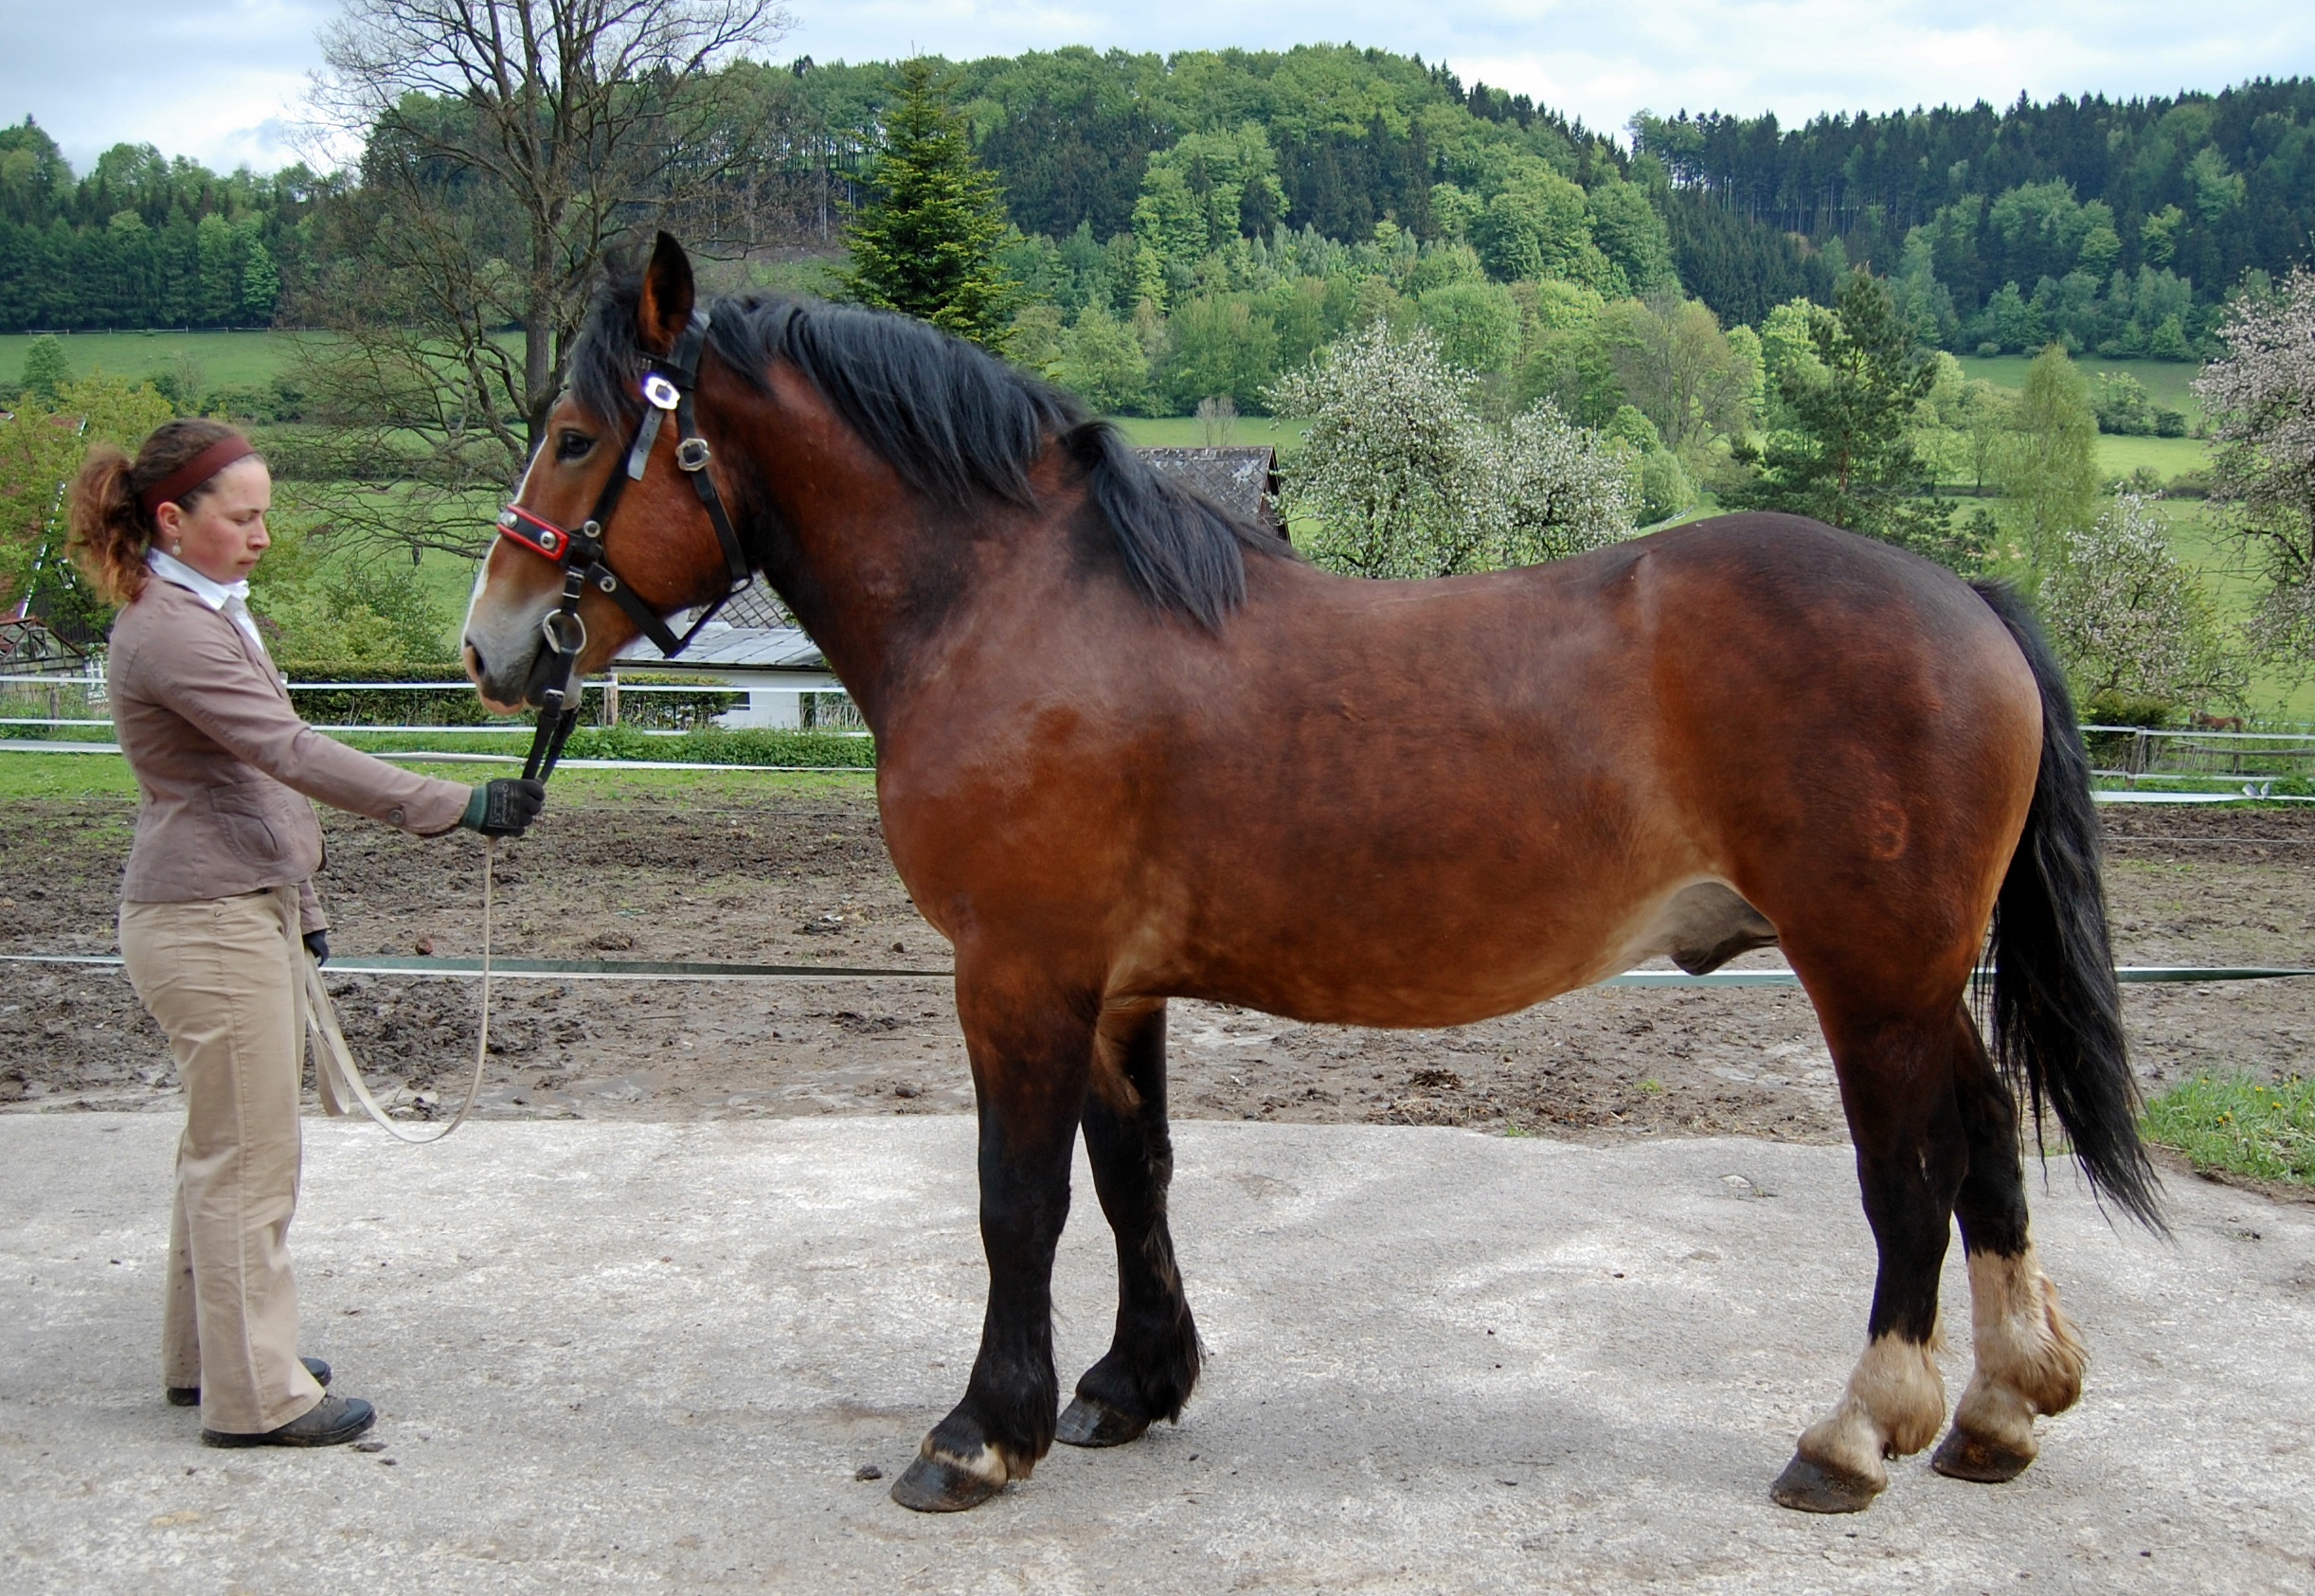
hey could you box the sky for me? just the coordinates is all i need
[6,0,2313,176]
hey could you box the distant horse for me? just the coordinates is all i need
[463,235,2161,1515]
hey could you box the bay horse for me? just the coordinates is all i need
[463,234,2162,1516]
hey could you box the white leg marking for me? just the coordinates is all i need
[919,1436,1016,1485]
[1950,1246,2085,1461]
[1799,1331,1947,1488]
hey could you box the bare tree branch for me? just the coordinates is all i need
[296,0,792,559]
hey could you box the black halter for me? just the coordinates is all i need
[494,312,753,783]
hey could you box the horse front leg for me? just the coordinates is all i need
[1059,999,1201,1448]
[890,973,1093,1513]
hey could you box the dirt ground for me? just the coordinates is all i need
[3,790,2308,1142]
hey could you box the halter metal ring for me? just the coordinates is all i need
[642,373,681,411]
[676,437,712,472]
[541,608,586,656]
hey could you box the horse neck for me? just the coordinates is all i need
[733,368,1038,732]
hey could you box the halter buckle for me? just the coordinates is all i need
[541,608,586,656]
[642,373,681,411]
[675,437,712,473]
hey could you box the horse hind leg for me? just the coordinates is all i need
[1772,999,1968,1514]
[1932,1020,2087,1483]
[1058,999,1202,1448]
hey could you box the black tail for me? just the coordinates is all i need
[1973,581,2165,1232]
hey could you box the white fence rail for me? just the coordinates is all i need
[0,672,863,736]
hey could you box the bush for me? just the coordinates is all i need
[2091,371,2158,436]
[2080,690,2177,728]
[1636,448,1695,524]
[562,725,874,767]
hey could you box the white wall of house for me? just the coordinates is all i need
[718,689,804,729]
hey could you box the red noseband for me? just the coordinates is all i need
[495,503,577,563]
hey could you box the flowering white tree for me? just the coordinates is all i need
[1265,324,1634,580]
[2038,493,2245,715]
[2195,269,2315,670]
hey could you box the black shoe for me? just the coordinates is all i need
[168,1355,332,1408]
[202,1393,375,1449]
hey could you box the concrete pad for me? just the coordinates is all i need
[4,1115,2311,1593]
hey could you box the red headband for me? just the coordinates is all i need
[138,436,256,516]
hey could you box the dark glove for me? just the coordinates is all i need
[303,929,330,966]
[460,778,547,838]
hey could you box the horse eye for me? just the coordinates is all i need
[557,431,593,462]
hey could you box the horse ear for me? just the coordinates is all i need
[636,232,694,355]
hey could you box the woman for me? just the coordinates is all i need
[69,419,545,1449]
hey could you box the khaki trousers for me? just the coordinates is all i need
[120,887,326,1434]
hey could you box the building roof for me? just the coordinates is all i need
[616,445,1283,675]
[0,617,88,675]
[1138,446,1282,528]
[616,620,824,672]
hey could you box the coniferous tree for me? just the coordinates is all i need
[841,59,1019,348]
[1727,271,1970,565]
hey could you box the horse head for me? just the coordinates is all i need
[462,233,745,711]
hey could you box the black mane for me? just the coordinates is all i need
[573,276,1280,630]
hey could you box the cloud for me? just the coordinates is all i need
[1,0,335,170]
[1,0,2307,173]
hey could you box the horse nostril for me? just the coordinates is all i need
[464,642,487,682]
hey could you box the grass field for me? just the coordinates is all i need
[2094,434,2210,479]
[1109,415,1313,453]
[1956,353,2204,421]
[2,329,307,390]
[0,750,869,805]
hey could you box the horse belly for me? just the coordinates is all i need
[1150,852,1702,1031]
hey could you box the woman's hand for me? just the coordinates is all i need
[459,779,547,838]
[303,929,330,966]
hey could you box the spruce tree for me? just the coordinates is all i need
[1727,270,1971,567]
[841,59,1019,349]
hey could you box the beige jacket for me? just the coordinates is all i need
[109,576,473,931]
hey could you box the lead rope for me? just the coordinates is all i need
[305,835,497,1144]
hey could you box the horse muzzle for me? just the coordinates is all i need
[464,613,573,713]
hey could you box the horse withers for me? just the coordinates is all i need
[463,233,2162,1516]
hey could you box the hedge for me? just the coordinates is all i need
[278,661,740,730]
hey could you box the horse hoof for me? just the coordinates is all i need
[889,1454,1005,1513]
[1931,1427,2036,1483]
[1056,1395,1151,1448]
[1770,1452,1883,1514]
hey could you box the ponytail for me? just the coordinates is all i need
[67,419,251,605]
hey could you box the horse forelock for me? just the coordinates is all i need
[572,261,1275,630]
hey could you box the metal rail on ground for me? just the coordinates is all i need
[2,953,2306,988]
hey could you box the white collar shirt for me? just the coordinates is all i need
[147,548,266,655]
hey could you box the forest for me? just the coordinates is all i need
[5,38,2314,726]
[3,48,2307,370]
